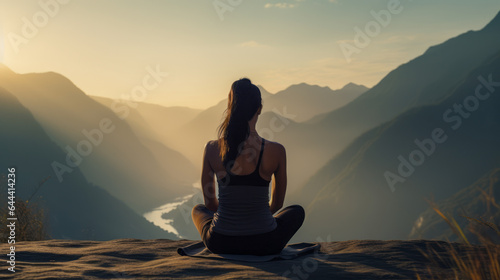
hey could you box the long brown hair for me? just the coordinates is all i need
[217,78,262,168]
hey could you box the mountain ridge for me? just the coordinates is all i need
[0,64,197,214]
[483,10,500,31]
[293,49,500,241]
[0,87,175,240]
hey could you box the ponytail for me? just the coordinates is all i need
[217,78,262,168]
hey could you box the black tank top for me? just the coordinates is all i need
[212,138,277,236]
[218,139,270,187]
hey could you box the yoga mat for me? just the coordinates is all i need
[177,241,321,262]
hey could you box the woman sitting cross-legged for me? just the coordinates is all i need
[191,78,305,256]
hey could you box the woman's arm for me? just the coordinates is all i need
[201,142,218,212]
[269,144,287,214]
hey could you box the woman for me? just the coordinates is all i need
[191,78,305,256]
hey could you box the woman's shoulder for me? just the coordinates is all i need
[205,140,220,152]
[263,138,286,154]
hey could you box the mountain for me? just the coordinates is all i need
[0,64,196,214]
[135,104,201,152]
[0,86,175,240]
[263,83,367,122]
[293,49,500,241]
[94,96,203,153]
[91,96,198,184]
[316,11,500,129]
[275,11,500,188]
[136,104,202,133]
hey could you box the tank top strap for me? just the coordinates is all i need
[256,138,265,169]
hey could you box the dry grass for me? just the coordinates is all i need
[0,174,50,242]
[417,171,500,280]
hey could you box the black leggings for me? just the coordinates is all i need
[191,204,305,255]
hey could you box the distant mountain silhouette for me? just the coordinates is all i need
[91,96,198,184]
[317,10,500,129]
[0,64,196,214]
[483,10,500,31]
[135,104,201,150]
[263,83,367,122]
[293,48,500,241]
[270,11,500,188]
[0,87,175,240]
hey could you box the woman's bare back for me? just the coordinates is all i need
[205,135,286,183]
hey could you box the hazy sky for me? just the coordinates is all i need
[1,0,499,109]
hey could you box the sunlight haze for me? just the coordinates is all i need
[0,0,499,109]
